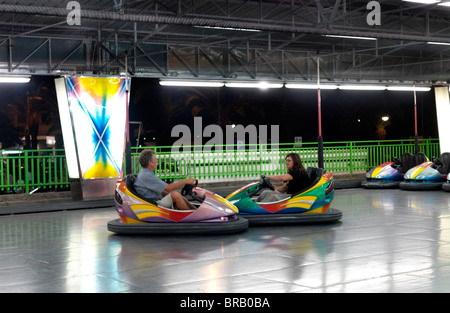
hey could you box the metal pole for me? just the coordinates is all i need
[414,84,419,153]
[317,54,324,168]
[125,53,132,175]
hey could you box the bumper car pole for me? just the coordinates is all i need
[317,54,324,169]
[125,54,132,176]
[414,84,419,154]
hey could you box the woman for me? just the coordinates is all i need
[257,153,309,202]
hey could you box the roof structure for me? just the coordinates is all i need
[1,0,450,85]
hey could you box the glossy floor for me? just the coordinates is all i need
[1,188,450,293]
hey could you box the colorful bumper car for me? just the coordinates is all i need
[225,167,341,226]
[400,152,450,190]
[362,152,428,189]
[108,175,248,235]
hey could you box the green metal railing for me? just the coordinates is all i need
[1,149,69,194]
[1,138,441,194]
[147,138,440,182]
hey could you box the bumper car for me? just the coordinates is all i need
[225,167,341,226]
[107,175,248,235]
[400,152,450,190]
[362,152,428,189]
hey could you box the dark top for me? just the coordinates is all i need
[286,168,309,194]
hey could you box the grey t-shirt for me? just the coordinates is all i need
[134,168,167,201]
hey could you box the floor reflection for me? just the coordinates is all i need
[1,188,450,292]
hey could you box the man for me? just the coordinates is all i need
[134,149,197,210]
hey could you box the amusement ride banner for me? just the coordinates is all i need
[56,76,129,200]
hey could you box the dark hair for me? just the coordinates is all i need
[138,149,155,168]
[286,153,306,172]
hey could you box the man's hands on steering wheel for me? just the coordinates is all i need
[181,179,198,196]
[181,179,204,203]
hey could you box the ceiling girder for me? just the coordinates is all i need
[0,0,449,84]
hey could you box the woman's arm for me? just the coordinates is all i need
[275,182,288,193]
[266,174,290,193]
[266,174,293,182]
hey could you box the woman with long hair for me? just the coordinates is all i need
[257,153,309,202]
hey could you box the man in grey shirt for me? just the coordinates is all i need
[134,149,197,210]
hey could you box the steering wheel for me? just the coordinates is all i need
[260,175,275,191]
[181,179,198,196]
[391,157,402,169]
[432,158,443,169]
[181,179,204,203]
[393,157,402,165]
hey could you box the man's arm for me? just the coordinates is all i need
[162,177,197,195]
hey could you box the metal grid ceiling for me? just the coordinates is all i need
[0,0,450,84]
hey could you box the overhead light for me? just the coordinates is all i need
[1,150,23,155]
[403,0,440,3]
[387,86,431,92]
[427,41,450,46]
[323,34,377,41]
[225,82,283,89]
[159,80,224,87]
[438,1,450,6]
[194,25,262,32]
[0,76,31,83]
[285,83,338,90]
[338,85,386,91]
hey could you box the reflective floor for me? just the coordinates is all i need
[1,188,450,293]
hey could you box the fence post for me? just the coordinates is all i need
[425,138,431,158]
[24,150,30,193]
[349,142,354,174]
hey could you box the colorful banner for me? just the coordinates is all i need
[435,86,450,154]
[65,77,128,179]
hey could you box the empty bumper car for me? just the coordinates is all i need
[362,152,428,189]
[225,167,341,226]
[400,152,450,190]
[108,175,248,235]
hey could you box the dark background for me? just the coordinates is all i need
[0,76,439,149]
[129,78,438,146]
